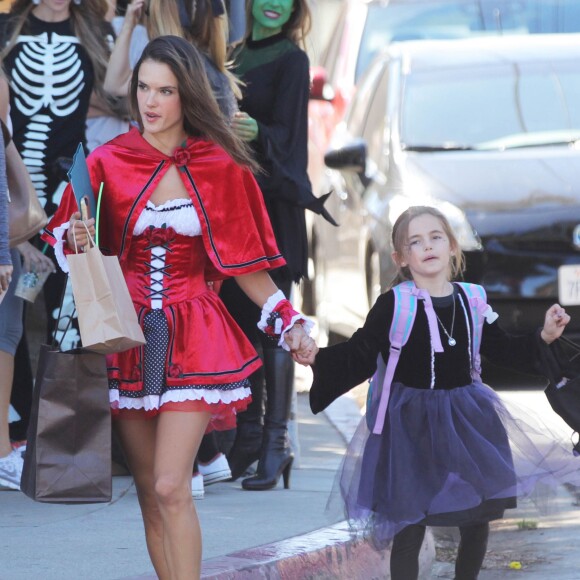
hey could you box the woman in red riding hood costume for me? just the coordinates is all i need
[42,35,315,579]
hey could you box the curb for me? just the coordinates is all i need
[200,521,435,579]
[198,394,435,579]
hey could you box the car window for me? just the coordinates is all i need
[401,61,580,149]
[346,61,386,136]
[362,66,390,163]
[356,0,580,83]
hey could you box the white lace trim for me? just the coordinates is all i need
[133,199,202,236]
[53,220,71,274]
[109,385,251,411]
[257,290,286,334]
[150,246,166,310]
[257,290,314,351]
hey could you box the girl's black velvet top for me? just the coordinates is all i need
[310,285,552,413]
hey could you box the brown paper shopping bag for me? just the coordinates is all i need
[21,338,112,502]
[67,241,145,354]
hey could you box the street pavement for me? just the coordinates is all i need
[2,372,580,579]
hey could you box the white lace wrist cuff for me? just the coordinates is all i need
[52,221,71,274]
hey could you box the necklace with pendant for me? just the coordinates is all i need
[434,297,456,346]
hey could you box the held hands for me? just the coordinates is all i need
[232,112,259,142]
[284,324,319,366]
[541,303,570,344]
[67,212,96,252]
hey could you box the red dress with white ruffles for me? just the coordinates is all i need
[107,199,260,430]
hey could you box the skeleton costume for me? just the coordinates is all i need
[0,12,113,350]
[42,128,304,430]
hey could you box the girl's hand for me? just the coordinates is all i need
[0,264,13,294]
[232,111,259,142]
[67,212,96,252]
[17,241,56,274]
[541,303,570,344]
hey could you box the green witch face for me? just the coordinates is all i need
[251,0,294,40]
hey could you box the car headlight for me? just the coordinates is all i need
[388,195,482,251]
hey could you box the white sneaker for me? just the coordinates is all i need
[198,453,232,485]
[191,473,204,500]
[0,450,23,491]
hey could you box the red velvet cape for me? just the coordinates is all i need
[43,127,285,279]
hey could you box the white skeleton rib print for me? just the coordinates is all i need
[11,31,86,208]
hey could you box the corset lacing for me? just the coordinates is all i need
[134,198,201,309]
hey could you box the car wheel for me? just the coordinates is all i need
[366,245,382,308]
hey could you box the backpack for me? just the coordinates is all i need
[367,281,493,434]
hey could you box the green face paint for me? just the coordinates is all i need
[251,0,294,40]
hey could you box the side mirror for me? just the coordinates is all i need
[324,139,367,172]
[310,66,334,101]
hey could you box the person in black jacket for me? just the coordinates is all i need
[222,0,335,491]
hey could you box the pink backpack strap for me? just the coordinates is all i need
[372,282,417,434]
[456,282,490,380]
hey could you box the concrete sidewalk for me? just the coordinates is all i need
[0,370,435,580]
[3,379,580,579]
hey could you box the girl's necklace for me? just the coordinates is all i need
[434,297,456,346]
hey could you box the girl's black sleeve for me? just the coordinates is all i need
[480,318,558,381]
[309,292,393,414]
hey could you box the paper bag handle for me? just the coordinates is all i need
[71,219,96,255]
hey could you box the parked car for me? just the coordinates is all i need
[303,0,580,313]
[313,34,580,343]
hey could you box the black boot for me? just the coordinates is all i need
[242,349,294,491]
[227,346,265,481]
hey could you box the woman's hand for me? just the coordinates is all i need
[67,212,96,252]
[232,111,259,142]
[0,264,13,294]
[123,0,146,29]
[541,303,570,344]
[17,241,56,274]
[285,324,319,366]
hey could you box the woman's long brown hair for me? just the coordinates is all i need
[129,36,257,171]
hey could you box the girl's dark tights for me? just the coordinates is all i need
[390,522,489,580]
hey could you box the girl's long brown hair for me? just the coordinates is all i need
[129,36,257,171]
[390,206,466,287]
[3,0,112,104]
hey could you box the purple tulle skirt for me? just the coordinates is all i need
[333,381,580,548]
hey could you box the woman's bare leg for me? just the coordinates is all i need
[0,352,15,457]
[115,418,170,579]
[154,411,210,580]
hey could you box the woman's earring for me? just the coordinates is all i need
[73,0,81,4]
[32,0,41,5]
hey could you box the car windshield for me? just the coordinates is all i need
[357,0,580,82]
[401,60,580,150]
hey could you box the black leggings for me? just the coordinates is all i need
[391,522,489,580]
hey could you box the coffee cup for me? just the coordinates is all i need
[14,268,51,303]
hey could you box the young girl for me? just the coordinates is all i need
[301,206,580,580]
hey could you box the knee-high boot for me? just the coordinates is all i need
[242,348,294,491]
[227,344,265,481]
